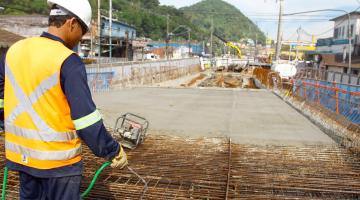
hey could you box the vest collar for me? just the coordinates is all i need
[41,32,66,46]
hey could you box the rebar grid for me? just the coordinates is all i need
[0,136,360,199]
[228,145,360,200]
[82,136,230,199]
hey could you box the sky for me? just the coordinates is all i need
[159,0,360,42]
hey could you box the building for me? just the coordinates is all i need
[0,29,24,56]
[316,12,360,75]
[147,42,204,59]
[80,16,138,61]
[101,16,136,40]
[0,15,48,38]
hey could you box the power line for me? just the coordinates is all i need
[289,6,360,37]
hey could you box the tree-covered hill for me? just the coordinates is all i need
[0,0,204,40]
[181,0,266,44]
[0,0,265,46]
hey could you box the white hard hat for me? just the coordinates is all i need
[47,0,92,31]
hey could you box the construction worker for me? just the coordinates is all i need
[0,0,128,199]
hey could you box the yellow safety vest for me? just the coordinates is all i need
[3,37,101,169]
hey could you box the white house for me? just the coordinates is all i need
[316,12,360,75]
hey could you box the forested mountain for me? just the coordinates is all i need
[0,0,203,40]
[181,0,265,44]
[0,0,265,45]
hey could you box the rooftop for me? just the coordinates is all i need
[330,11,360,21]
[0,28,24,48]
[101,16,136,29]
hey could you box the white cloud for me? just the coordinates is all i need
[159,0,360,40]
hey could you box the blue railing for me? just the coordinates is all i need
[294,79,360,124]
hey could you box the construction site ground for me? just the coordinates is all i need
[1,72,360,199]
[94,87,332,145]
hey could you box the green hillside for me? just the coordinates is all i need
[0,0,205,40]
[181,0,266,44]
[0,0,265,51]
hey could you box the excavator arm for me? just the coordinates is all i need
[213,33,242,59]
[226,42,242,59]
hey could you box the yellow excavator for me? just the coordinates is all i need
[214,33,242,59]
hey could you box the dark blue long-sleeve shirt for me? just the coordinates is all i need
[0,32,119,178]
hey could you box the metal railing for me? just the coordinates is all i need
[294,79,360,124]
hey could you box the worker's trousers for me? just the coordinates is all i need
[19,172,81,200]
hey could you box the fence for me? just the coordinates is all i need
[296,68,360,85]
[294,79,360,124]
[86,58,201,92]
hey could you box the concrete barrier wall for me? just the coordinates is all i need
[86,58,201,92]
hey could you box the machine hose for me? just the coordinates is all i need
[2,162,147,200]
[1,167,8,200]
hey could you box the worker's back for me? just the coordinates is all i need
[4,37,82,170]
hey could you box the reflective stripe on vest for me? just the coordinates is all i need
[4,64,79,160]
[6,141,81,161]
[5,123,77,142]
[73,109,102,130]
[6,66,62,132]
[0,99,3,109]
[6,72,59,126]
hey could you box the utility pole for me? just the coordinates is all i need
[109,0,112,62]
[125,32,129,61]
[90,24,93,58]
[97,0,101,61]
[202,40,205,55]
[296,26,301,60]
[188,29,191,57]
[210,17,214,57]
[289,44,292,61]
[255,33,258,61]
[275,0,284,62]
[255,21,258,61]
[166,14,169,60]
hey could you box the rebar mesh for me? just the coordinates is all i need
[228,145,360,199]
[0,136,360,199]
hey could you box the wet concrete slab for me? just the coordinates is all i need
[94,87,334,145]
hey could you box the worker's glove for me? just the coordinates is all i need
[111,144,128,169]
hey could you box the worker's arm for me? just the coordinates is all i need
[0,52,5,129]
[61,54,120,160]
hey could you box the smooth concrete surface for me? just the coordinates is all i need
[94,87,334,145]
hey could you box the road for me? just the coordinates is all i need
[94,87,334,145]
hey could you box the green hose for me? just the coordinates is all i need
[1,167,8,200]
[81,161,111,199]
[1,162,111,200]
